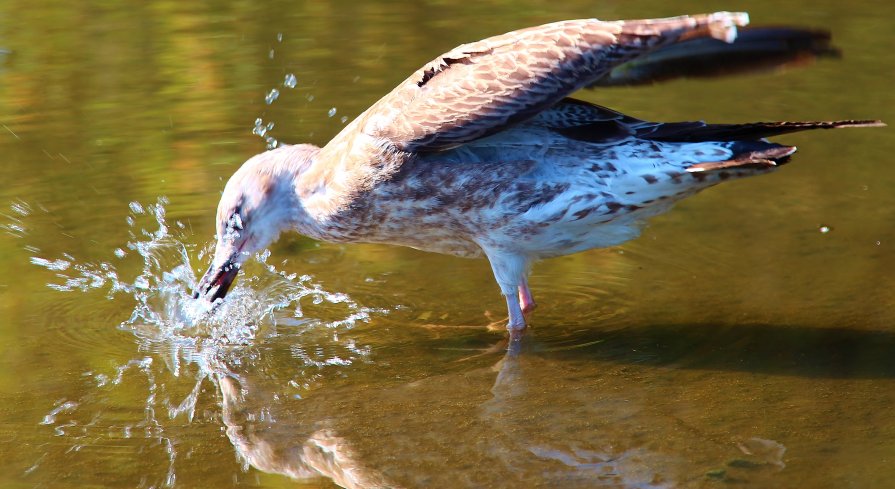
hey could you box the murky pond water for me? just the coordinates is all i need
[2,1,895,488]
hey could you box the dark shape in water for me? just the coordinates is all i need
[592,26,841,87]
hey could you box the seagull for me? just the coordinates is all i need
[194,12,883,343]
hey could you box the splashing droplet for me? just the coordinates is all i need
[134,275,150,290]
[819,226,831,234]
[252,119,268,137]
[30,256,71,271]
[265,89,280,105]
[283,73,297,88]
[327,107,337,118]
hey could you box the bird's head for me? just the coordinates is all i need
[194,144,317,302]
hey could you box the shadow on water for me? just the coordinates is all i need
[531,321,895,379]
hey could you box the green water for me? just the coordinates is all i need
[2,1,895,488]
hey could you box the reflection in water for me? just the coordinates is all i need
[20,197,700,488]
[28,198,390,487]
[220,376,395,488]
[7,9,893,486]
[17,195,888,488]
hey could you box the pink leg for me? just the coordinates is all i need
[518,279,537,315]
[484,252,530,344]
[504,293,526,343]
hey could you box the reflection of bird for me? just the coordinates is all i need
[195,12,882,343]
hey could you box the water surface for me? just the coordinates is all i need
[2,1,895,488]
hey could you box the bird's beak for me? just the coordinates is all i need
[193,257,240,302]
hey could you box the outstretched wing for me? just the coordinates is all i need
[329,12,748,155]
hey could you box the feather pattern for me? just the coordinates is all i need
[198,12,883,341]
[352,12,749,153]
[320,98,879,260]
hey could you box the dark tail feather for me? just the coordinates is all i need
[640,119,885,143]
[592,26,840,87]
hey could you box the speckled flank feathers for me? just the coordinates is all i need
[197,12,883,343]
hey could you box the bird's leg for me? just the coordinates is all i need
[503,292,527,343]
[484,251,530,344]
[518,279,537,316]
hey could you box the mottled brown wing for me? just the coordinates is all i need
[339,12,749,154]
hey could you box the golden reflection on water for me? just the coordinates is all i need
[2,0,895,488]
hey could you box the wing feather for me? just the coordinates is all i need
[328,12,749,154]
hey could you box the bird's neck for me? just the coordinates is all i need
[295,131,408,225]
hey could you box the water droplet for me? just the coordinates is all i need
[253,118,271,138]
[819,226,831,234]
[265,89,280,105]
[306,94,315,102]
[876,240,882,246]
[129,202,145,214]
[268,49,275,60]
[265,136,278,149]
[327,107,337,117]
[114,248,127,259]
[283,73,297,88]
[277,32,283,42]
[340,116,348,124]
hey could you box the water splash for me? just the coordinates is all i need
[30,196,381,355]
[26,197,385,486]
[265,88,280,105]
[254,36,304,151]
[252,118,278,150]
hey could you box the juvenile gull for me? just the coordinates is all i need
[194,12,883,342]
